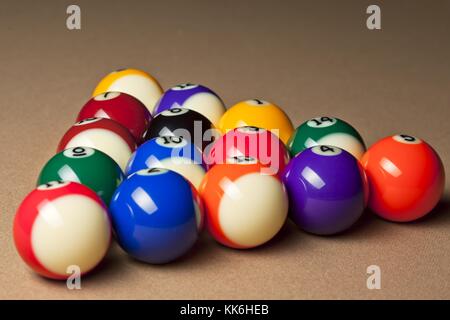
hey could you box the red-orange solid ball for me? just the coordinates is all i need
[361,134,445,222]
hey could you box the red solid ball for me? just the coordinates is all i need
[77,92,152,144]
[361,134,445,222]
[205,126,290,175]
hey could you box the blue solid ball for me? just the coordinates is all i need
[125,136,206,189]
[110,167,202,264]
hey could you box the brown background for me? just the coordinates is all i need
[0,0,449,299]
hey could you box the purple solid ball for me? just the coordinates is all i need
[282,145,367,235]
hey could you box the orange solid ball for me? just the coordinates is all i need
[361,134,445,222]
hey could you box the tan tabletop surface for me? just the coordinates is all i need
[0,0,449,299]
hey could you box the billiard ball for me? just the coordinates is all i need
[288,116,366,159]
[77,91,152,144]
[144,107,218,151]
[218,99,294,144]
[92,68,163,113]
[110,168,203,264]
[153,83,226,126]
[13,181,111,279]
[57,117,137,171]
[205,126,290,175]
[282,145,367,235]
[126,136,206,190]
[199,157,288,249]
[37,147,124,205]
[361,134,445,222]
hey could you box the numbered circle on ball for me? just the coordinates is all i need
[226,156,258,164]
[307,117,337,128]
[161,108,189,116]
[246,99,269,106]
[93,91,121,101]
[237,126,265,134]
[74,117,101,126]
[136,167,169,176]
[171,83,199,91]
[156,136,188,148]
[393,134,422,144]
[311,145,342,156]
[37,180,70,190]
[63,147,95,159]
